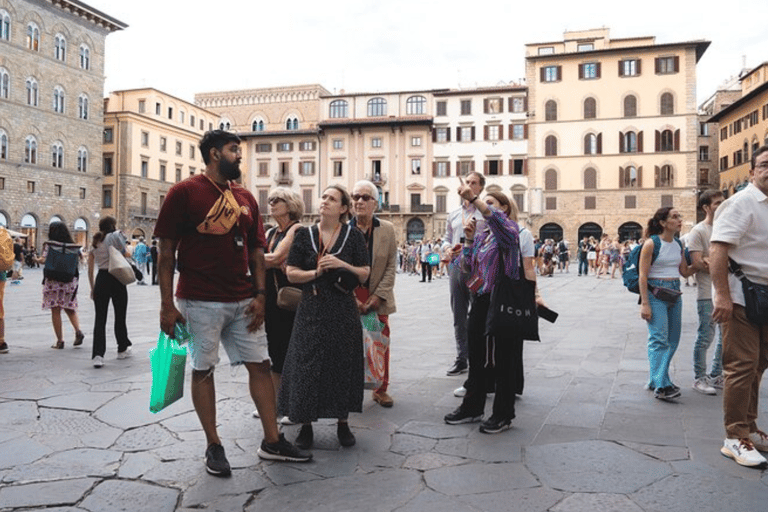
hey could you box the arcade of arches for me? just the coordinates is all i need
[537,221,644,243]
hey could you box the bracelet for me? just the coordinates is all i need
[468,196,478,204]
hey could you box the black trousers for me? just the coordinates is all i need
[461,293,523,420]
[421,260,432,282]
[92,270,132,358]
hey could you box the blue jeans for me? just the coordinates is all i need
[646,279,682,390]
[693,299,723,380]
[578,256,588,275]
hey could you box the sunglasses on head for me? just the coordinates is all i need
[352,194,375,202]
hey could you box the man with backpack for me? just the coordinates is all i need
[557,239,569,273]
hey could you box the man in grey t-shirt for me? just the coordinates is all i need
[686,190,724,395]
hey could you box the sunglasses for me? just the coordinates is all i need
[268,197,285,205]
[352,194,375,202]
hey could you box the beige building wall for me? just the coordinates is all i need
[0,0,125,249]
[103,88,219,238]
[525,29,709,243]
[708,63,768,194]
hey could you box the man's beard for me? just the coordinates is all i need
[220,159,241,181]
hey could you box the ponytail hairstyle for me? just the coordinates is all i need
[92,216,117,248]
[644,207,673,238]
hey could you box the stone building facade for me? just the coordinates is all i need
[707,62,768,195]
[525,29,709,243]
[102,88,219,239]
[0,0,124,249]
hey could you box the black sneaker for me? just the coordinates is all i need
[337,423,356,447]
[444,407,483,425]
[205,443,231,476]
[479,416,513,434]
[654,386,681,400]
[0,342,8,354]
[446,360,468,376]
[295,424,313,450]
[257,433,312,462]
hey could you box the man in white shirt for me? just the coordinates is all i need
[711,145,768,468]
[686,190,725,395]
[441,172,485,376]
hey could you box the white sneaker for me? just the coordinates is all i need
[93,356,104,368]
[721,438,768,467]
[117,347,132,360]
[707,374,724,390]
[749,430,768,452]
[692,378,716,395]
[453,386,466,397]
[252,409,260,418]
[280,416,296,425]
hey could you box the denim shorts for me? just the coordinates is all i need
[177,298,269,371]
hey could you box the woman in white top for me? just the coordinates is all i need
[87,216,133,368]
[638,207,693,400]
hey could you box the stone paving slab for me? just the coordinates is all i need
[79,479,180,512]
[424,462,539,495]
[0,478,97,509]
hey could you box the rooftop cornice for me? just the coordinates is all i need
[49,0,128,32]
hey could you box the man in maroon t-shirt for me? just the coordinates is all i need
[154,131,311,475]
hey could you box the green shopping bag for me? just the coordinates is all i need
[149,330,188,413]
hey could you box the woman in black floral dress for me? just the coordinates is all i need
[280,185,369,449]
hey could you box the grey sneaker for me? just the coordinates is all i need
[92,356,104,368]
[257,433,312,462]
[707,374,724,390]
[692,378,716,395]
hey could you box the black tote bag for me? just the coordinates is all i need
[485,247,539,341]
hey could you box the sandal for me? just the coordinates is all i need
[51,340,64,349]
[74,331,84,347]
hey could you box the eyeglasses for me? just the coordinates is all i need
[268,197,284,205]
[352,194,375,202]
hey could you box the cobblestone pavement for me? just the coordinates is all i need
[0,265,766,511]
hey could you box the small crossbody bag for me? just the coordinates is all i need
[729,259,768,325]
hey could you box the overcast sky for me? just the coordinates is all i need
[91,0,767,105]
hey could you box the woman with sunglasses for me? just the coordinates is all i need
[444,179,546,434]
[639,207,693,400]
[280,185,370,449]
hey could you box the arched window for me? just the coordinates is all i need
[660,93,674,115]
[285,116,298,130]
[54,34,66,61]
[0,67,9,99]
[219,119,231,130]
[251,119,264,132]
[77,147,88,172]
[622,131,637,153]
[406,95,426,115]
[660,129,674,151]
[78,94,88,120]
[658,165,673,187]
[621,166,639,188]
[584,168,597,189]
[51,141,63,168]
[545,135,558,156]
[26,77,39,106]
[584,133,598,155]
[53,86,65,113]
[25,135,37,164]
[367,97,387,117]
[79,44,90,70]
[26,23,39,51]
[624,95,637,117]
[329,100,348,118]
[0,130,8,160]
[583,97,596,119]
[544,168,558,190]
[545,100,557,121]
[744,140,749,161]
[1,10,10,41]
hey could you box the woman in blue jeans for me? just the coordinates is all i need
[638,207,693,400]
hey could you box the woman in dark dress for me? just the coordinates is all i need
[280,185,370,449]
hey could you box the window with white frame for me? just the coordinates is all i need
[53,86,65,113]
[299,140,315,151]
[25,135,37,164]
[26,77,38,106]
[487,125,500,141]
[252,119,264,132]
[368,97,386,117]
[51,142,63,168]
[79,44,90,70]
[78,94,89,120]
[511,97,525,113]
[579,62,600,79]
[435,127,448,142]
[371,137,382,148]
[219,119,231,130]
[286,116,298,130]
[460,126,473,142]
[619,59,640,77]
[0,68,8,99]
[77,147,87,172]
[26,23,39,51]
[485,98,502,114]
[300,161,315,176]
[542,66,560,82]
[435,161,448,177]
[333,160,343,177]
[333,139,343,150]
[406,95,426,115]
[512,124,525,140]
[411,158,421,175]
[411,136,422,146]
[54,34,66,61]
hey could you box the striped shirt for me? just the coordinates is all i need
[463,207,521,296]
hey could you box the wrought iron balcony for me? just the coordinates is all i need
[274,173,293,186]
